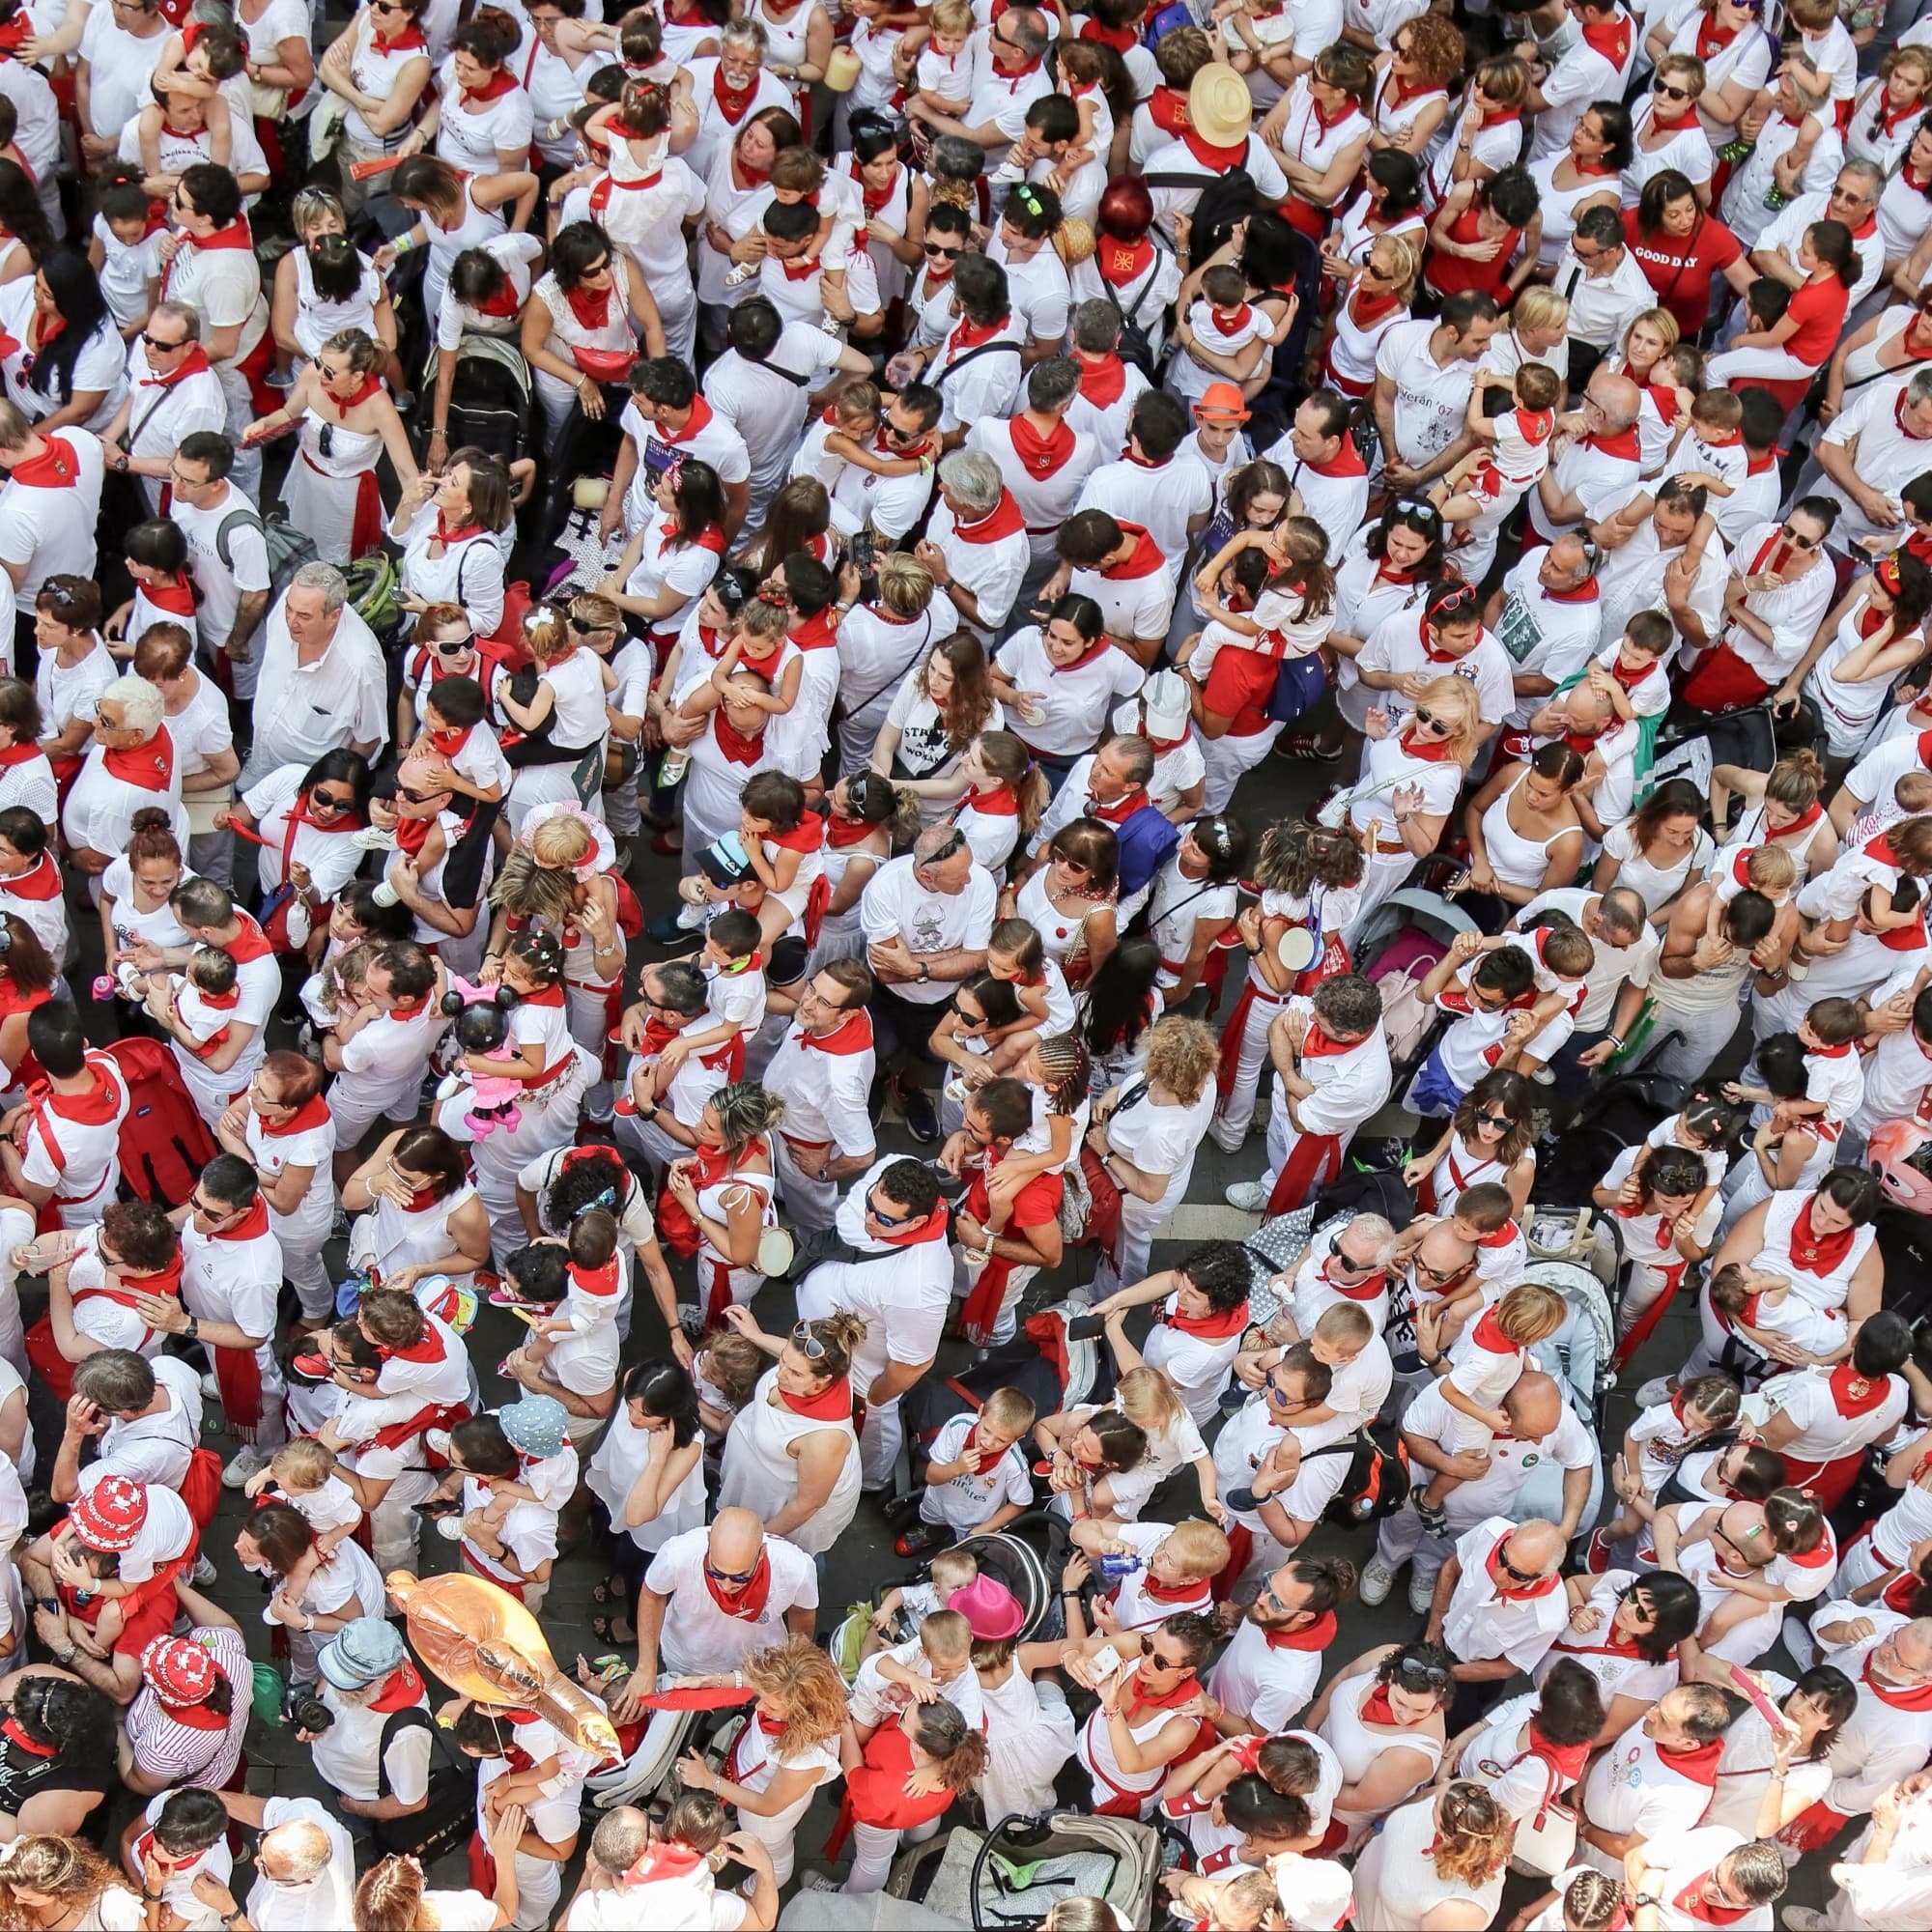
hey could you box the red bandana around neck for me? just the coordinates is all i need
[1788,1197,1856,1276]
[1264,1607,1337,1652]
[953,491,1026,546]
[703,1545,774,1619]
[103,726,174,793]
[778,1374,853,1422]
[1009,413,1075,476]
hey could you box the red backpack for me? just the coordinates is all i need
[100,1037,218,1207]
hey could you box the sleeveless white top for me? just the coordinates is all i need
[1319,1672,1443,1825]
[717,1365,862,1555]
[292,246,383,361]
[584,1409,707,1550]
[1752,1188,1876,1316]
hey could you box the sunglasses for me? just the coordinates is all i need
[432,637,473,655]
[1390,1659,1453,1692]
[1476,1110,1514,1129]
[703,1560,761,1584]
[1330,1250,1378,1275]
[924,242,963,259]
[396,784,440,805]
[790,1320,827,1359]
[918,831,966,868]
[1412,708,1449,732]
[1264,1378,1307,1408]
[1652,77,1690,96]
[1495,1548,1543,1585]
[568,615,608,635]
[867,1194,918,1228]
[309,789,349,810]
[1414,1258,1463,1283]
[1779,525,1821,550]
[188,1192,230,1217]
[141,333,186,354]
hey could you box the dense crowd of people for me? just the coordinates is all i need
[0,0,1929,1920]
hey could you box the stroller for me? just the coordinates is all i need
[887,1812,1168,1930]
[1350,857,1482,1094]
[425,332,535,471]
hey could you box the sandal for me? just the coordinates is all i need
[590,1612,637,1646]
[590,1575,630,1607]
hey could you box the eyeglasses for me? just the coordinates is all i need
[923,242,963,258]
[1779,524,1821,550]
[1264,1378,1308,1408]
[141,333,186,354]
[188,1192,229,1217]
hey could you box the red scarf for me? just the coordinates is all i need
[1788,1197,1856,1276]
[1009,413,1075,476]
[1578,11,1632,68]
[1829,1361,1892,1416]
[213,1198,272,1244]
[1694,13,1736,57]
[563,280,612,332]
[1398,724,1457,762]
[368,1661,428,1712]
[1123,1669,1200,1721]
[393,812,437,859]
[953,491,1026,545]
[703,1545,774,1619]
[778,1374,852,1421]
[370,18,426,50]
[1587,425,1642,463]
[800,1009,873,1056]
[142,574,197,617]
[712,62,757,124]
[103,726,174,793]
[1358,1683,1415,1727]
[1263,1607,1336,1652]
[6,433,79,490]
[1101,524,1167,581]
[1099,237,1155,289]
[257,1093,330,1139]
[713,710,763,766]
[1672,1879,1753,1926]
[1181,128,1247,171]
[825,814,878,849]
[1149,85,1186,135]
[1164,1294,1248,1339]
[1485,1536,1559,1601]
[1076,350,1126,411]
[462,66,517,107]
[140,343,213,387]
[1348,287,1404,329]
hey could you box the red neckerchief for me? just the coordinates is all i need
[1358,1683,1415,1727]
[370,18,426,50]
[1469,1307,1519,1354]
[766,810,826,856]
[1181,127,1247,170]
[0,13,30,54]
[141,574,197,617]
[1587,425,1642,463]
[1080,14,1138,48]
[102,726,174,792]
[961,782,1018,816]
[1099,237,1155,288]
[1398,724,1457,762]
[1829,1361,1891,1416]
[1209,302,1251,335]
[1485,1535,1559,1602]
[1088,786,1148,824]
[1649,101,1702,130]
[213,1198,271,1244]
[1149,84,1186,134]
[219,913,271,965]
[1749,528,1793,576]
[140,343,213,387]
[6,434,78,489]
[1123,1669,1200,1720]
[712,62,756,123]
[948,313,1005,355]
[1657,1736,1725,1784]
[703,1545,774,1619]
[1380,68,1439,109]
[1863,1656,1932,1710]
[1137,1570,1208,1607]
[319,373,383,419]
[1,1719,55,1758]
[1305,433,1366,477]
[1300,1018,1357,1059]
[0,740,39,772]
[1076,349,1126,410]
[393,813,436,859]
[857,162,897,217]
[825,814,878,849]
[374,1322,446,1364]
[429,724,472,761]
[257,1093,330,1139]
[1578,11,1632,67]
[1673,1878,1752,1926]
[1009,412,1075,476]
[798,1009,872,1059]
[473,279,521,318]
[1695,13,1736,56]
[563,280,611,331]
[953,491,1025,545]
[433,514,484,548]
[462,67,517,106]
[1348,287,1404,328]
[778,1374,852,1421]
[568,1255,621,1299]
[660,396,715,446]
[1102,524,1167,580]
[1789,1197,1856,1276]
[368,1661,428,1712]
[713,710,763,766]
[29,1061,122,1135]
[1264,1607,1336,1652]
[781,254,820,281]
[1164,1293,1248,1339]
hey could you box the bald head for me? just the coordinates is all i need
[1416,1222,1475,1276]
[1501,1372,1562,1442]
[1564,682,1615,731]
[260,1822,332,1885]
[1501,1518,1565,1578]
[588,1807,652,1877]
[708,1507,764,1575]
[1587,371,1640,433]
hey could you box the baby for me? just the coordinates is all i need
[865,1547,979,1661]
[1593,1373,1744,1558]
[1703,841,1797,949]
[911,0,974,115]
[1704,1259,1848,1369]
[1183,266,1277,384]
[242,1436,362,1552]
[1435,360,1563,528]
[789,381,931,497]
[1411,1282,1568,1533]
[155,946,242,1063]
[849,1605,983,1735]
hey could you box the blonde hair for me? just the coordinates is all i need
[980,1386,1037,1435]
[1115,1364,1185,1437]
[1625,305,1681,355]
[1142,1015,1220,1107]
[1654,50,1706,94]
[1430,1783,1512,1888]
[270,1437,337,1490]
[1745,843,1798,893]
[931,0,974,31]
[741,1634,849,1759]
[1162,1518,1233,1579]
[291,185,347,239]
[1510,285,1569,335]
[875,550,936,618]
[1413,674,1481,752]
[1368,232,1419,300]
[0,1838,121,1920]
[711,1079,786,1152]
[919,1607,972,1661]
[490,845,582,923]
[930,1547,980,1596]
[1494,1281,1568,1347]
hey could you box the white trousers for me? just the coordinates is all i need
[773,1133,839,1234]
[1210,985,1282,1148]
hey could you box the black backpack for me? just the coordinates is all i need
[370,1707,478,1865]
[1307,1423,1411,1526]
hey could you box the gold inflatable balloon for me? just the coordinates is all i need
[387,1570,622,1762]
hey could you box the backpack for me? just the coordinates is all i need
[214,506,319,611]
[100,1037,218,1207]
[1097,255,1169,384]
[1114,801,1181,902]
[1307,1422,1411,1525]
[344,551,403,638]
[371,1706,477,1864]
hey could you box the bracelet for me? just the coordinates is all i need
[1605,1036,1623,1050]
[392,233,415,257]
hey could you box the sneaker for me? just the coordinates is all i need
[1358,1556,1398,1605]
[1224,1180,1269,1212]
[1635,1376,1678,1408]
[200,1371,222,1403]
[1530,1065,1554,1085]
[221,1443,270,1490]
[1273,732,1343,763]
[264,366,296,390]
[351,823,396,852]
[645,914,702,951]
[1408,1570,1435,1614]
[901,1085,939,1144]
[1583,1526,1611,1576]
[424,1429,453,1458]
[1208,1128,1248,1155]
[435,1515,465,1541]
[192,1554,217,1587]
[799,1874,841,1893]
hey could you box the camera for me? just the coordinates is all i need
[283,1685,333,1734]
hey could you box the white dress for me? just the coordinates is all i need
[1350,1790,1505,1931]
[347,1180,481,1288]
[585,1410,707,1552]
[502,647,611,832]
[717,1365,861,1556]
[976,1661,1077,1824]
[281,410,384,566]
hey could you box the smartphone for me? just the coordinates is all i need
[849,528,877,576]
[1728,1664,1788,1732]
[1064,1313,1106,1342]
[1088,1643,1124,1680]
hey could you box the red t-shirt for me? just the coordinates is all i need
[1427,208,1523,302]
[1783,273,1853,368]
[1621,207,1745,338]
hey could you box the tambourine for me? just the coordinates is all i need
[757,1227,796,1277]
[1276,926,1318,973]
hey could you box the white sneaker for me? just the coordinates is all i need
[1358,1556,1398,1605]
[1208,1126,1247,1155]
[192,1555,217,1587]
[1409,1570,1435,1614]
[425,1429,452,1458]
[1634,1376,1678,1408]
[200,1372,222,1403]
[221,1443,270,1490]
[1224,1181,1269,1212]
[435,1515,465,1541]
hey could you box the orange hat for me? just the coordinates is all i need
[1194,383,1251,423]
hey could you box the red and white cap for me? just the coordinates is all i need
[71,1474,147,1552]
[141,1636,219,1705]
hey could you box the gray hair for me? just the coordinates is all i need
[260,1822,332,1885]
[1027,357,1082,414]
[1908,369,1932,411]
[1101,733,1155,785]
[1342,1212,1398,1265]
[289,562,348,613]
[720,16,767,53]
[151,300,200,343]
[1071,298,1122,355]
[1003,6,1048,54]
[914,821,967,865]
[940,449,1004,516]
[99,674,166,739]
[1838,159,1886,200]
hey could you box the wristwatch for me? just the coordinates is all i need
[917,962,930,983]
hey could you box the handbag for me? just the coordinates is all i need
[1508,1755,1578,1877]
[570,343,638,384]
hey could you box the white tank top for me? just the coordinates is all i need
[717,1365,861,1555]
[1481,772,1571,891]
[1753,1188,1875,1314]
[584,1408,706,1549]
[1356,1792,1505,1931]
[371,1181,478,1281]
[1319,1673,1443,1822]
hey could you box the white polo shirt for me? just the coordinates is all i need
[1357,607,1516,730]
[1442,1517,1568,1673]
[242,598,386,784]
[927,496,1028,638]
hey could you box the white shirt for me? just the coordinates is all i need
[0,429,104,613]
[1516,888,1660,1031]
[1442,1517,1568,1673]
[78,7,167,140]
[1376,319,1480,471]
[242,1798,356,1932]
[243,599,386,782]
[644,1525,819,1677]
[1550,243,1655,352]
[172,484,271,655]
[858,855,999,1004]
